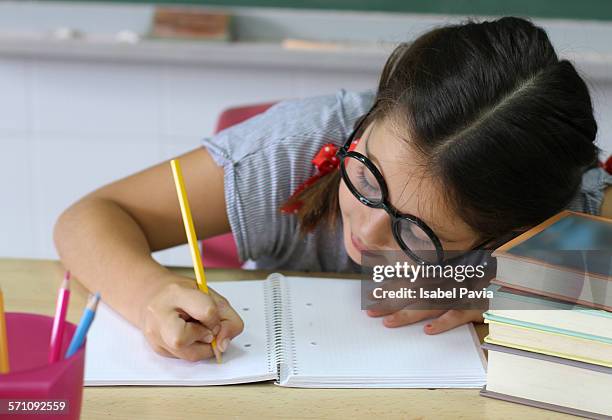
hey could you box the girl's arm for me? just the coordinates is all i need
[54,147,243,360]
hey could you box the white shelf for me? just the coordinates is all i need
[0,35,390,71]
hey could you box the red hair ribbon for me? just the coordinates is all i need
[601,155,612,175]
[281,139,360,214]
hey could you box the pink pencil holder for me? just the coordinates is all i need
[0,313,85,420]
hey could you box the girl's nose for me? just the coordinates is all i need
[358,208,395,250]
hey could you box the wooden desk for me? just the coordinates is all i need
[0,259,571,419]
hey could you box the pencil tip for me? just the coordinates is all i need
[211,341,222,364]
[62,271,71,289]
[88,292,101,309]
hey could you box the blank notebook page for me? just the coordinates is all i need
[281,277,486,388]
[84,281,275,386]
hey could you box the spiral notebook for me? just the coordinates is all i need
[84,275,486,388]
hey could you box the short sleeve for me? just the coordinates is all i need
[566,166,612,215]
[201,89,375,264]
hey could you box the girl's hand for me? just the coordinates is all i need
[141,275,244,361]
[366,308,484,334]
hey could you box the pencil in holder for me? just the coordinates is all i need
[0,313,85,420]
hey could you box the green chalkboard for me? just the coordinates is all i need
[43,0,612,22]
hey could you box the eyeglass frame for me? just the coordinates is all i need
[336,108,507,266]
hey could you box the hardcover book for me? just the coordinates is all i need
[492,211,612,310]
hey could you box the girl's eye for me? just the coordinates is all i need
[409,224,431,242]
[356,166,379,194]
[402,226,430,246]
[399,221,435,250]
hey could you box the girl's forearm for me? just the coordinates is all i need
[53,197,172,328]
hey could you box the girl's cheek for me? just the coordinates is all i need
[339,179,358,221]
[338,178,349,215]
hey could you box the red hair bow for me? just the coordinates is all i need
[281,139,360,214]
[602,155,612,175]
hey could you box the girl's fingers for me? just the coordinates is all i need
[366,308,396,317]
[160,312,213,350]
[383,309,445,327]
[170,342,215,362]
[151,344,174,358]
[424,310,485,335]
[170,284,221,330]
[210,289,245,353]
[157,315,216,361]
[184,321,215,343]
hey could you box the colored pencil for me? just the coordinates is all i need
[170,159,222,363]
[0,287,9,373]
[65,292,100,358]
[49,271,71,363]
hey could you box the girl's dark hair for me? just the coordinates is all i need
[286,17,600,243]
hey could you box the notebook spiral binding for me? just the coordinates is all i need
[264,273,297,381]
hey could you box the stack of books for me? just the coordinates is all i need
[481,210,612,419]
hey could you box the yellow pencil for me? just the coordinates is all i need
[170,159,221,364]
[0,287,9,373]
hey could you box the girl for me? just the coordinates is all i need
[54,17,612,362]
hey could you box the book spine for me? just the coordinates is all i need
[263,273,297,382]
[482,343,612,374]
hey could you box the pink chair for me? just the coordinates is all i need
[201,102,277,268]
